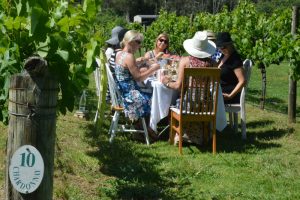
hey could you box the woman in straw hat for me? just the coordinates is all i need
[205,30,223,63]
[115,30,160,140]
[215,32,246,104]
[161,31,217,145]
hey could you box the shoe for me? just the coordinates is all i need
[147,127,159,141]
[182,133,192,143]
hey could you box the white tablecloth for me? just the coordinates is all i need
[149,81,178,132]
[149,81,227,132]
[216,85,227,131]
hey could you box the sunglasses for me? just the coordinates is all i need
[158,38,168,44]
[219,46,226,50]
[135,40,142,45]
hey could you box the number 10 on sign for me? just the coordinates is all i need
[9,145,44,194]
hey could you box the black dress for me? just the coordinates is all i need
[219,51,243,104]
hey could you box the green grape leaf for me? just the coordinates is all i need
[56,49,69,61]
[83,0,97,20]
[16,0,22,16]
[86,38,98,69]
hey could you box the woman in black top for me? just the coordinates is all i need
[216,32,246,104]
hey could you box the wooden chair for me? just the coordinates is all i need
[225,59,253,139]
[96,59,150,145]
[169,67,221,154]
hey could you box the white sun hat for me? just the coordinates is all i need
[183,31,216,58]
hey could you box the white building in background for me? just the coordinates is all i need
[133,15,158,26]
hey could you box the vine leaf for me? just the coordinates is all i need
[86,38,98,69]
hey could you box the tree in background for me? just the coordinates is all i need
[255,0,300,14]
[102,0,159,22]
[101,0,300,21]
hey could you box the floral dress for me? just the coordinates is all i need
[114,52,152,121]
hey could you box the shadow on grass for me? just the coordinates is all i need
[247,119,274,129]
[189,118,292,154]
[81,115,293,198]
[247,88,300,117]
[83,123,178,199]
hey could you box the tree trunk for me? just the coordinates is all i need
[259,63,266,110]
[288,78,297,123]
[288,6,299,123]
[5,57,58,200]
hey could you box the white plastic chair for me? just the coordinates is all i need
[93,60,101,123]
[104,62,150,145]
[225,59,253,139]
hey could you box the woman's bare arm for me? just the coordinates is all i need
[223,67,246,100]
[125,53,159,81]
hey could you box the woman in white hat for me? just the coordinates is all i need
[162,31,216,90]
[161,31,217,145]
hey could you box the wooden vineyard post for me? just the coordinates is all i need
[288,6,299,123]
[5,57,58,200]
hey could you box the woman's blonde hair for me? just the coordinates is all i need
[120,30,144,48]
[155,33,170,50]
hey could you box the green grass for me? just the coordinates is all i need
[1,63,300,199]
[247,62,300,115]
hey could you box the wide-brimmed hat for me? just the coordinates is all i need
[118,28,129,42]
[106,26,125,45]
[215,32,233,47]
[183,31,216,58]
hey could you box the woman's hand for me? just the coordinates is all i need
[150,63,160,71]
[136,57,148,68]
[136,57,147,63]
[161,74,171,85]
[155,52,164,59]
[222,93,232,100]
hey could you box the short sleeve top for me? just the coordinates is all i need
[219,51,243,93]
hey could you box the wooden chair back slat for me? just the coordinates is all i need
[170,67,221,154]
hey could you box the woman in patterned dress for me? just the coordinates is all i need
[114,30,160,139]
[161,31,217,145]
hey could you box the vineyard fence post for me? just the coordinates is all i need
[5,57,58,200]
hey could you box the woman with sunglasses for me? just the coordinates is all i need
[114,30,160,140]
[144,33,172,60]
[216,32,246,104]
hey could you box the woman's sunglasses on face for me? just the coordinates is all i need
[135,40,142,45]
[158,38,168,44]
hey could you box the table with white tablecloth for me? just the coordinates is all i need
[149,80,227,133]
[149,80,179,132]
